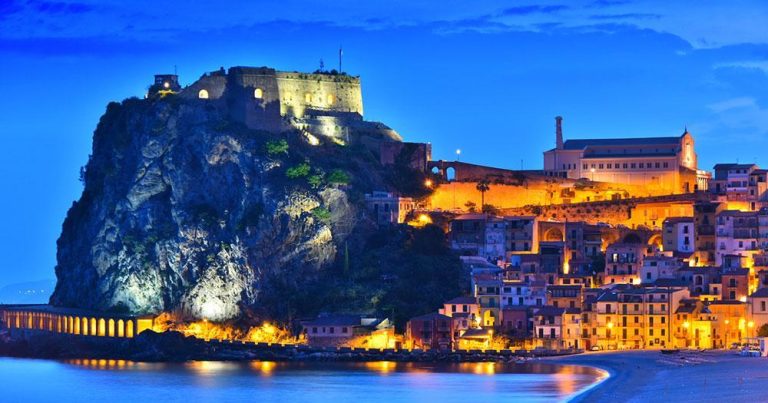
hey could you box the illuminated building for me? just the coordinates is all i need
[405,313,453,350]
[604,243,647,285]
[0,305,154,338]
[662,217,694,254]
[364,191,415,225]
[543,117,702,194]
[300,315,393,348]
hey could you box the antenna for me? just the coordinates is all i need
[319,58,325,72]
[339,46,343,73]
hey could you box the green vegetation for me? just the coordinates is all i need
[312,207,332,223]
[327,169,350,185]
[307,174,324,189]
[266,139,289,156]
[758,324,768,337]
[286,162,311,179]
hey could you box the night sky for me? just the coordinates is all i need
[2,0,768,287]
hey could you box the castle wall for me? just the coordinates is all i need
[275,72,363,119]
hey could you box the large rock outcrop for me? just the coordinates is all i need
[50,94,398,321]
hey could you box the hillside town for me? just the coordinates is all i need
[357,120,768,353]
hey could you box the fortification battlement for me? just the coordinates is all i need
[150,65,365,135]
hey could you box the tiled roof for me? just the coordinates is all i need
[750,288,768,298]
[534,306,566,316]
[562,136,682,150]
[444,296,477,305]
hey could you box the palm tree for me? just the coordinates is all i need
[476,179,490,212]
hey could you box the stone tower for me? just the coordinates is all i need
[555,116,564,150]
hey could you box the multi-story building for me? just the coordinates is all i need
[543,117,701,194]
[673,299,715,349]
[721,268,750,301]
[708,301,749,348]
[473,275,502,327]
[663,217,694,254]
[748,288,768,330]
[715,210,760,267]
[547,285,583,309]
[693,201,724,266]
[505,216,538,254]
[405,313,454,350]
[365,191,415,225]
[640,255,682,284]
[533,306,582,349]
[711,163,758,201]
[613,287,689,349]
[604,243,647,284]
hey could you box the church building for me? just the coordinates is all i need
[543,116,706,194]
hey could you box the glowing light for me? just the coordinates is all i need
[198,89,209,99]
[254,88,263,99]
[683,321,690,329]
[749,321,755,328]
[606,322,614,329]
[456,149,461,156]
[740,296,747,303]
[163,82,170,89]
[424,179,433,188]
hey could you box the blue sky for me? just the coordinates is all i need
[1,0,768,287]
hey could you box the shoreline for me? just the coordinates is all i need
[547,350,768,402]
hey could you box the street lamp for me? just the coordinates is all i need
[456,149,461,162]
[590,167,596,182]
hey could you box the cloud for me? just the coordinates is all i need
[587,0,633,8]
[500,5,569,16]
[708,97,759,113]
[714,60,768,75]
[29,1,94,14]
[589,13,660,20]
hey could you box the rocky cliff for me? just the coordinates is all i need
[50,93,415,322]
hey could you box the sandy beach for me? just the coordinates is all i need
[547,350,768,402]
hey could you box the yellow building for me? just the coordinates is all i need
[543,117,702,194]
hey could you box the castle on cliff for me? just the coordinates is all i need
[150,67,398,143]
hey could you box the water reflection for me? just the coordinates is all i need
[53,359,605,402]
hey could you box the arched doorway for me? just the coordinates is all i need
[544,227,565,242]
[198,89,209,99]
[125,321,134,338]
[446,167,456,181]
[98,318,106,336]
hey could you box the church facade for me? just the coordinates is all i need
[543,117,706,194]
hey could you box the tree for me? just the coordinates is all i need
[758,323,768,337]
[464,201,477,213]
[476,179,490,210]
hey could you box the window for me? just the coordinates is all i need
[655,162,660,168]
[198,89,209,99]
[762,301,766,312]
[663,162,669,168]
[254,88,263,99]
[342,327,348,333]
[623,163,628,169]
[631,163,637,169]
[639,163,644,169]
[607,163,612,169]
[312,327,318,334]
[305,93,312,103]
[327,94,335,105]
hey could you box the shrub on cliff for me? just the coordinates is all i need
[286,162,311,179]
